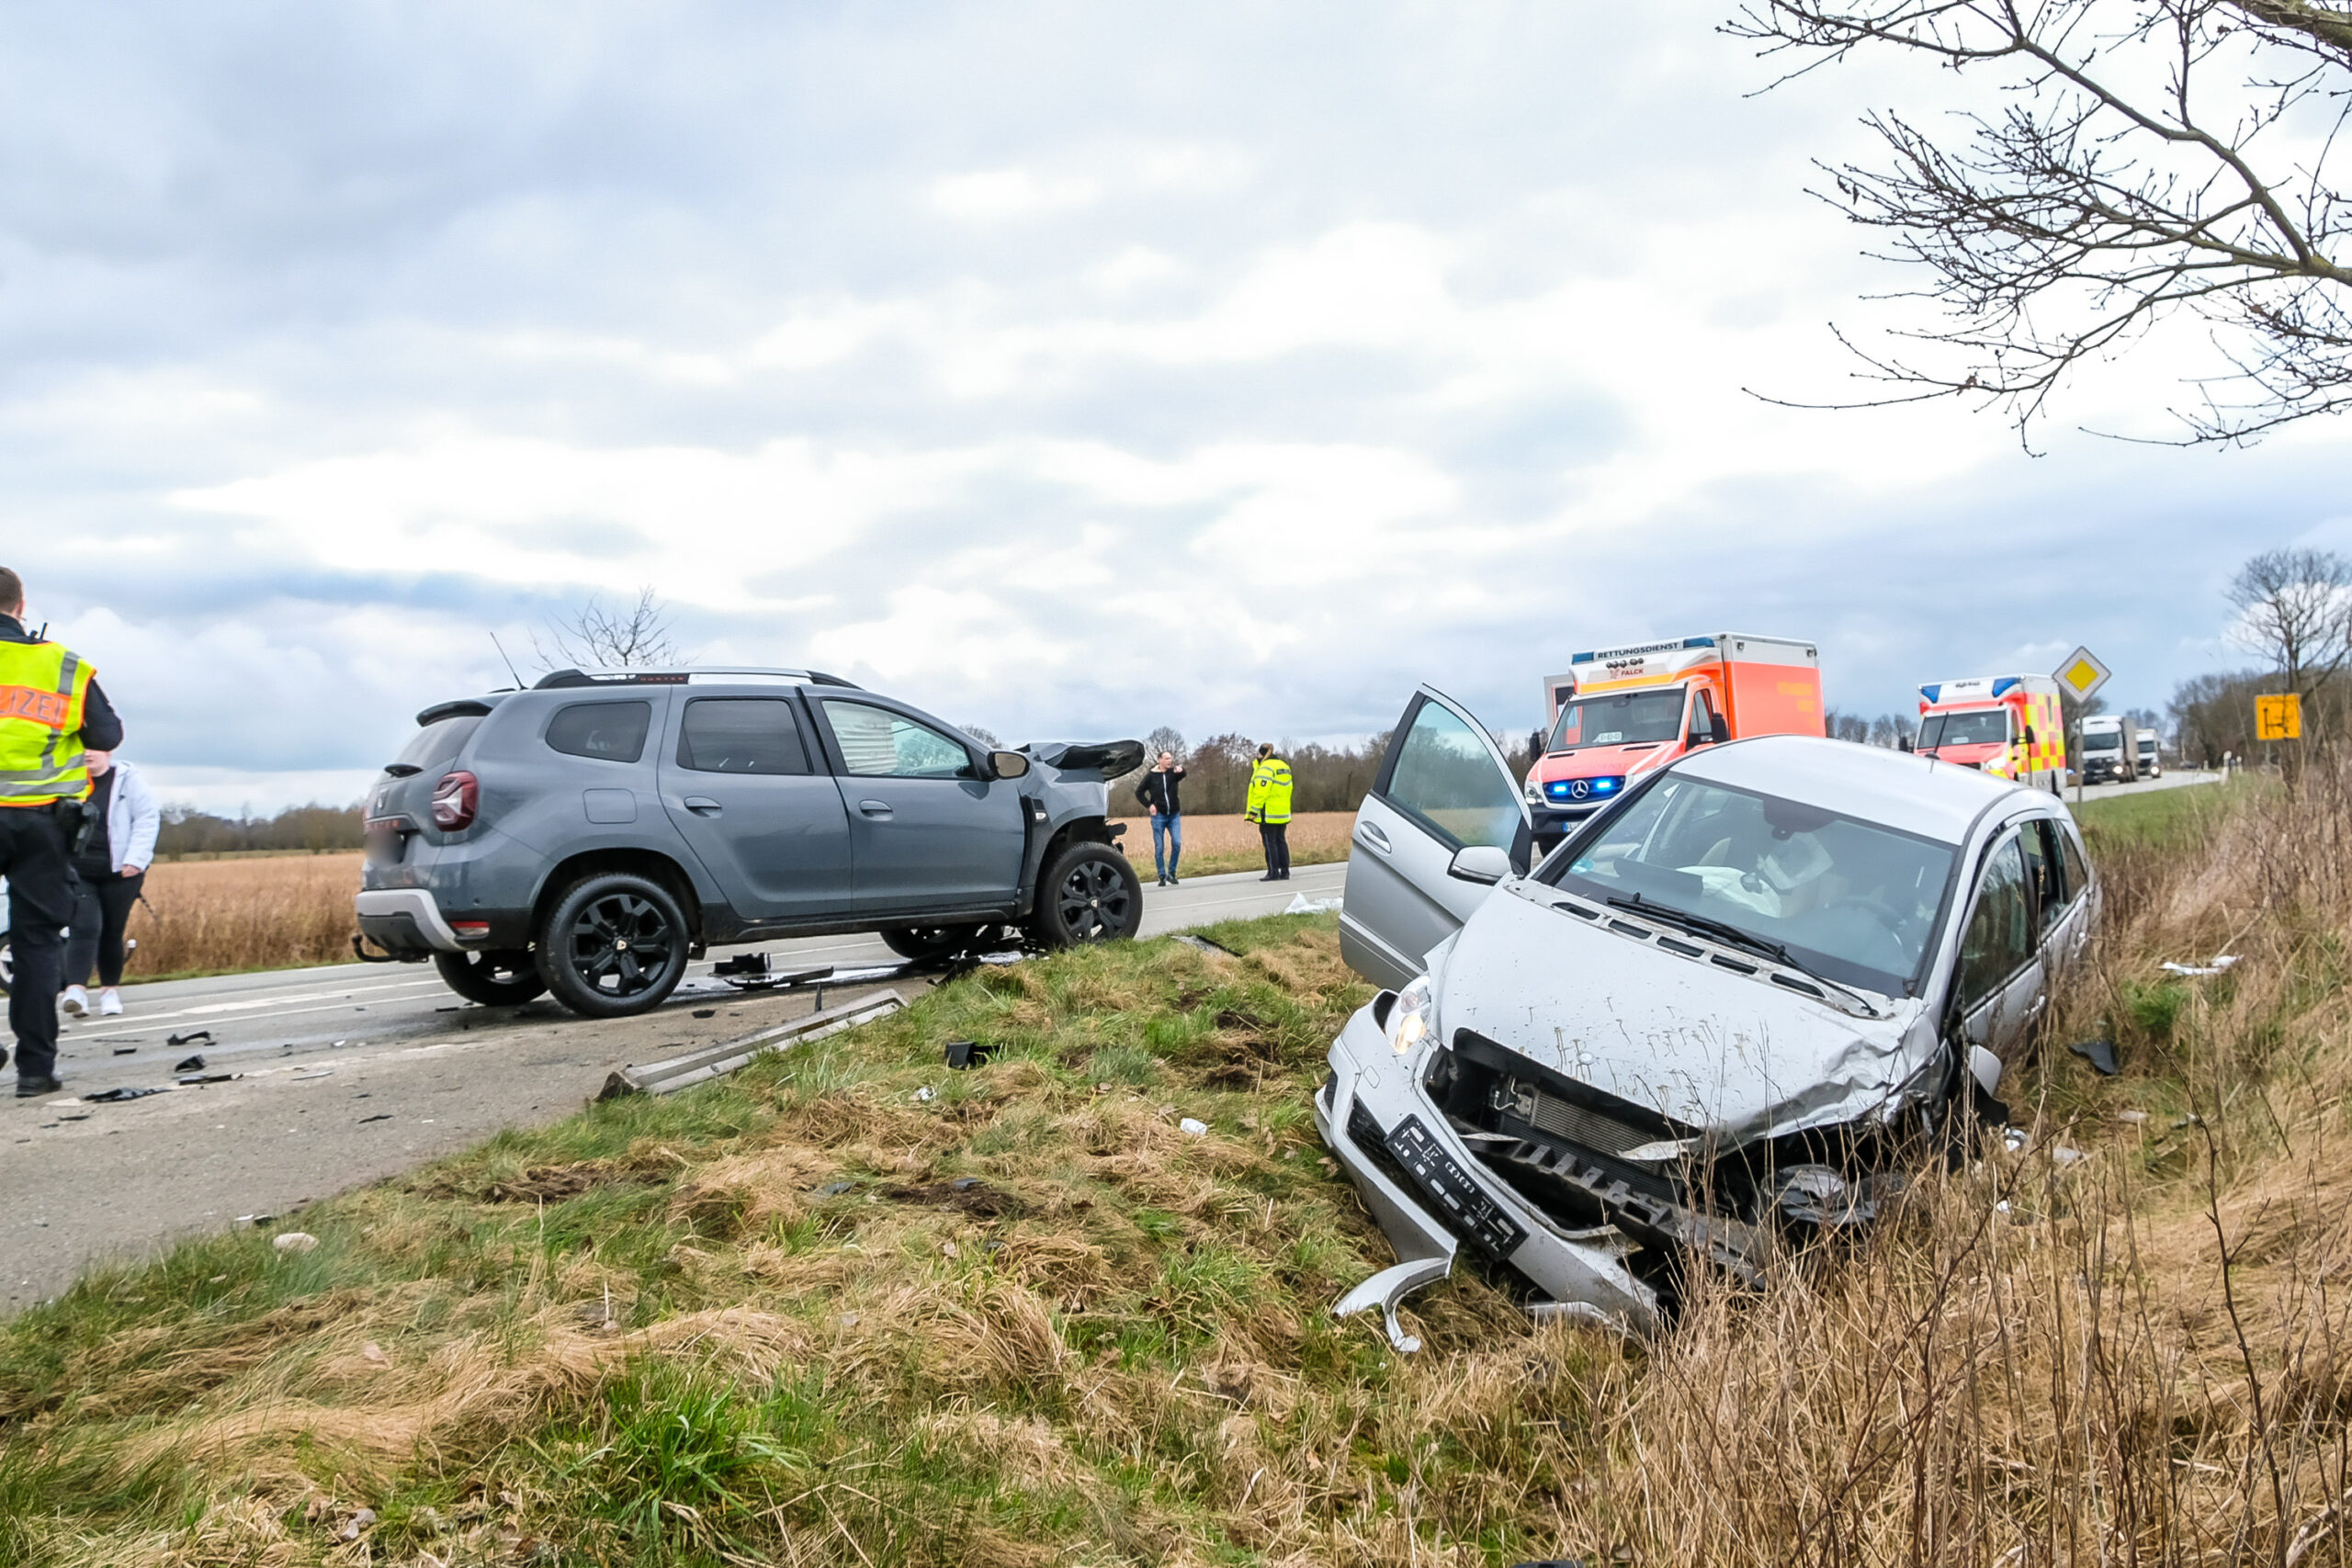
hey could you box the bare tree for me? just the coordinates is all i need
[532,588,684,671]
[1146,725,1187,761]
[959,723,1003,748]
[2226,547,2352,703]
[1730,1,2352,445]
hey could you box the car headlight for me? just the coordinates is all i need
[1388,974,1437,1056]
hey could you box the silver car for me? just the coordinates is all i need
[1318,687,2097,1347]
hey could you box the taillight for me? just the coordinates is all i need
[430,771,480,830]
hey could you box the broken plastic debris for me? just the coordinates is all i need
[177,1073,232,1085]
[357,1113,392,1123]
[173,1053,205,1073]
[600,991,907,1099]
[2116,1109,2150,1124]
[1283,893,1342,915]
[914,1086,936,1102]
[2161,954,2240,976]
[81,1086,169,1103]
[814,1179,855,1197]
[940,1241,959,1258]
[165,1031,211,1048]
[944,1040,991,1069]
[362,1342,386,1363]
[1173,932,1238,956]
[2003,1128,2029,1151]
[2067,1038,2120,1077]
[692,1008,716,1018]
[234,1213,277,1227]
[110,1045,135,1056]
[273,1232,319,1255]
[338,1507,376,1541]
[2051,1145,2086,1167]
[1179,1117,1209,1136]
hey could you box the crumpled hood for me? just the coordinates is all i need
[1434,886,1934,1144]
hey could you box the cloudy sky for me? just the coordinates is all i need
[3,2,2335,810]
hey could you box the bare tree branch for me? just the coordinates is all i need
[530,587,684,671]
[1728,0,2352,444]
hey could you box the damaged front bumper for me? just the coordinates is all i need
[1316,998,1662,1346]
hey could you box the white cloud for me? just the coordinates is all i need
[929,167,1102,220]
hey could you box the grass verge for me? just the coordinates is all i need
[9,769,2352,1564]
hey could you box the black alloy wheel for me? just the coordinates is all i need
[1028,841,1143,949]
[433,948,548,1008]
[878,924,999,962]
[0,931,12,997]
[537,872,690,1018]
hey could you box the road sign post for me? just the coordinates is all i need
[2054,647,2111,805]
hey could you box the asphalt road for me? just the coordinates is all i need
[1,861,1344,1310]
[2068,768,2224,801]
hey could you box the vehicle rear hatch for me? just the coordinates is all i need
[366,698,500,862]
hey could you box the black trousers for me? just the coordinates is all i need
[68,870,143,987]
[1259,821,1291,877]
[0,806,74,1081]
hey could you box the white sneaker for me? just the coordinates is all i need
[60,985,88,1017]
[97,988,123,1017]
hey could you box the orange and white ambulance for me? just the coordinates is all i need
[1528,633,1825,842]
[1913,674,2064,792]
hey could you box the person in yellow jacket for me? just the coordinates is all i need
[0,567,124,1099]
[1244,742,1294,882]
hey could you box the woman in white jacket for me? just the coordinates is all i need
[61,750,159,1019]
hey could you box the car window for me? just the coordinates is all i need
[677,698,811,775]
[819,700,975,779]
[2058,821,2091,904]
[2018,816,2060,929]
[1384,698,1520,852]
[1956,835,2034,1010]
[389,716,480,774]
[546,701,651,764]
[1547,773,1957,996]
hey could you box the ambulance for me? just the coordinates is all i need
[1527,633,1825,843]
[1913,674,2065,792]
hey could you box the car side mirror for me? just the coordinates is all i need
[1446,844,1511,886]
[988,750,1031,780]
[1899,736,1915,752]
[2023,725,2037,744]
[1711,715,1731,746]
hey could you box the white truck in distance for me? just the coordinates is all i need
[2079,715,2134,784]
[2136,728,2162,780]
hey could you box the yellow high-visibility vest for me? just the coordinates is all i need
[0,638,94,807]
[1246,756,1294,824]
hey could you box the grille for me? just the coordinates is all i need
[1498,1081,1653,1159]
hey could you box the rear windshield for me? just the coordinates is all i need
[389,716,481,775]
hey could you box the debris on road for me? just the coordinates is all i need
[598,990,907,1099]
[358,1113,392,1124]
[174,1054,206,1073]
[177,1073,233,1086]
[944,1040,991,1069]
[1180,1117,1209,1136]
[234,1213,277,1226]
[110,1045,135,1056]
[2162,954,2240,976]
[166,1031,212,1048]
[915,1085,936,1102]
[1283,893,1341,915]
[692,1009,716,1018]
[273,1232,319,1254]
[81,1087,169,1103]
[1174,933,1238,956]
[2068,1038,2121,1077]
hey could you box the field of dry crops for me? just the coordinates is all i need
[1112,810,1352,876]
[102,817,1350,981]
[21,777,2352,1564]
[115,852,364,979]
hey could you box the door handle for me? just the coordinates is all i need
[858,799,894,818]
[1359,822,1392,854]
[683,796,722,817]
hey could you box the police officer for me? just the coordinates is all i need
[0,568,123,1098]
[1245,741,1294,882]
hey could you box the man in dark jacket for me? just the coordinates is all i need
[1135,750,1186,886]
[0,567,126,1098]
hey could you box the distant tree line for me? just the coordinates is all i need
[156,803,365,859]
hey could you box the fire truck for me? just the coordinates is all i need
[1914,674,2065,792]
[1527,633,1825,843]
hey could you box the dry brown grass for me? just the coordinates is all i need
[118,852,362,978]
[21,777,2352,1565]
[1114,810,1353,875]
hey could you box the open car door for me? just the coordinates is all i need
[1340,686,1533,991]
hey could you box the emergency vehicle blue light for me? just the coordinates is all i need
[1681,637,1716,649]
[1918,682,1943,704]
[1991,676,2019,696]
[1546,775,1626,801]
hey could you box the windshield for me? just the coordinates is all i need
[1549,689,1686,750]
[2082,728,2122,753]
[1917,709,2009,750]
[1538,774,1958,995]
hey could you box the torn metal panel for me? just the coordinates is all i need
[600,989,906,1099]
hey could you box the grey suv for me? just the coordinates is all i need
[355,668,1145,1017]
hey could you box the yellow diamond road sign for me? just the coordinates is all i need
[2054,646,2110,703]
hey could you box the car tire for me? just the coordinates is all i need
[433,949,548,1008]
[1026,840,1143,949]
[879,924,999,961]
[536,873,690,1018]
[0,932,11,996]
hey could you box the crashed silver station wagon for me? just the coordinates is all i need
[1317,687,2097,1346]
